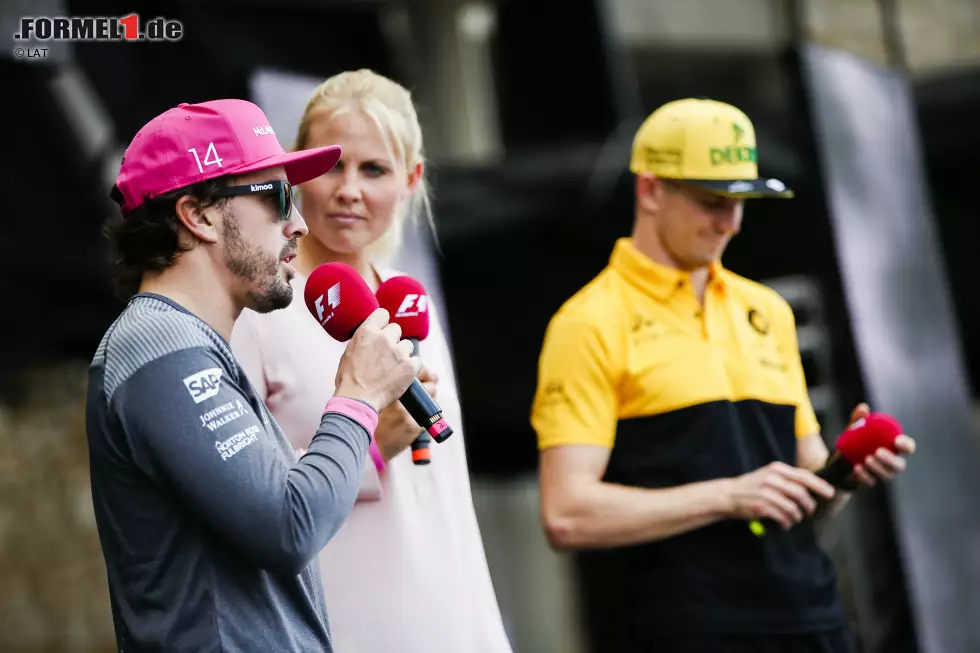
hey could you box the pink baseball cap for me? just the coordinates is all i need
[112,99,341,213]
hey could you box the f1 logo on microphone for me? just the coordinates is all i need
[395,293,428,318]
[314,282,342,324]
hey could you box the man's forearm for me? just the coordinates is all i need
[227,410,374,577]
[544,478,733,550]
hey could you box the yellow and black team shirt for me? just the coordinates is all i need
[531,238,845,643]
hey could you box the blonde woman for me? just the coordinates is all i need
[231,70,513,653]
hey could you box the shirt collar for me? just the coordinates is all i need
[609,237,727,300]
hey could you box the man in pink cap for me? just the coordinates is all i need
[86,99,422,653]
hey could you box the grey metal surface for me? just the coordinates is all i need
[803,43,980,653]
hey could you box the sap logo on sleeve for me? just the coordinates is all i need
[183,368,224,404]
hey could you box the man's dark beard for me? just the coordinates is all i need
[221,213,294,313]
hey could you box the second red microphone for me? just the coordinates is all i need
[376,275,452,451]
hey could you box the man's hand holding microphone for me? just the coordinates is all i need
[725,461,837,533]
[292,306,431,460]
[332,307,424,415]
[303,263,453,466]
[724,403,917,535]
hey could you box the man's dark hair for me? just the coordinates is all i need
[103,179,229,300]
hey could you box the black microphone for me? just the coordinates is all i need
[405,338,432,464]
[396,369,451,444]
[814,450,858,489]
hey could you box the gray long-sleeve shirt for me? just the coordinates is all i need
[85,292,371,653]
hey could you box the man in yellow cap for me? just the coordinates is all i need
[530,98,916,652]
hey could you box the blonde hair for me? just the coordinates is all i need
[294,69,434,265]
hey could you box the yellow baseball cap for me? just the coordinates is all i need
[629,98,793,198]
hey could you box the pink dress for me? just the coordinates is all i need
[231,268,513,653]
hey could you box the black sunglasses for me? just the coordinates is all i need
[212,179,294,221]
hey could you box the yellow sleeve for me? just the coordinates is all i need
[530,314,619,450]
[774,299,821,439]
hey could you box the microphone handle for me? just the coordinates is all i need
[398,340,453,444]
[815,450,857,488]
[748,450,855,537]
[407,338,432,465]
[343,319,453,443]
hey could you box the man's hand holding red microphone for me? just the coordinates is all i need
[728,403,917,535]
[292,317,439,462]
[330,306,441,462]
[298,264,453,466]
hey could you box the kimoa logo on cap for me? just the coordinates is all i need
[253,125,275,136]
[710,121,756,166]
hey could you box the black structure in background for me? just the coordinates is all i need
[67,0,397,144]
[0,57,117,402]
[802,44,980,653]
[914,67,980,394]
[492,0,632,151]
